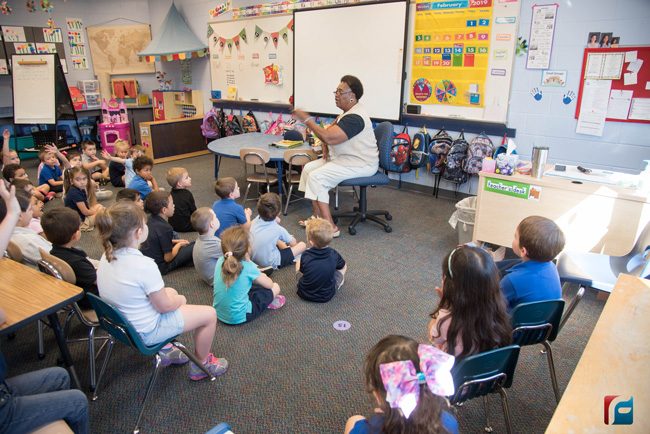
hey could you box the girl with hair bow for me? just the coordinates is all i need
[345,335,459,434]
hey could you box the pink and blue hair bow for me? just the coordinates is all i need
[379,344,455,418]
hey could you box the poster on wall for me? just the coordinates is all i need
[526,3,558,69]
[410,0,493,108]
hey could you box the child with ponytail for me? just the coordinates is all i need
[345,335,459,434]
[95,201,229,380]
[213,226,285,325]
[64,166,103,231]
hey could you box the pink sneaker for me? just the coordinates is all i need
[267,295,286,310]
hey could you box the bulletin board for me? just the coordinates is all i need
[208,15,294,104]
[1,25,68,74]
[575,46,650,124]
[404,0,521,123]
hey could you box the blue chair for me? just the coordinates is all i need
[87,293,215,434]
[557,220,650,293]
[333,121,393,235]
[449,345,521,434]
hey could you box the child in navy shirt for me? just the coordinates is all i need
[297,217,346,302]
[38,149,64,193]
[63,166,104,231]
[167,167,196,232]
[499,215,566,311]
[250,192,306,269]
[212,177,251,237]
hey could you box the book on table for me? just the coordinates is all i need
[272,140,303,148]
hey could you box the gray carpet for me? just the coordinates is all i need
[2,154,605,433]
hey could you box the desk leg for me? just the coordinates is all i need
[214,154,221,179]
[47,312,81,390]
[276,161,284,199]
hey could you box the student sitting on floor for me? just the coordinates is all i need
[128,156,160,200]
[64,167,104,232]
[96,201,229,380]
[429,245,512,358]
[191,207,222,286]
[212,177,251,237]
[41,207,100,309]
[2,163,49,202]
[296,217,346,303]
[167,167,196,233]
[80,140,109,183]
[498,215,566,311]
[213,226,285,325]
[10,189,52,266]
[104,139,130,187]
[1,128,19,169]
[102,144,145,188]
[115,187,144,209]
[140,190,194,275]
[344,335,459,434]
[250,192,306,269]
[38,149,64,195]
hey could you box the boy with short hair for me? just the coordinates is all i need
[212,177,251,237]
[115,188,144,209]
[167,167,196,232]
[37,149,64,194]
[41,207,99,309]
[10,189,52,266]
[191,207,222,285]
[103,139,130,187]
[296,218,347,303]
[128,156,159,200]
[140,190,194,275]
[250,192,306,269]
[80,140,109,183]
[1,128,19,168]
[102,144,144,188]
[499,215,566,311]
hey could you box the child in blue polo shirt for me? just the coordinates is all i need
[128,156,160,200]
[38,149,64,194]
[499,215,566,311]
[212,177,251,237]
[250,192,306,269]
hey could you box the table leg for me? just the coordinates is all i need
[276,161,284,199]
[214,154,221,179]
[47,312,81,390]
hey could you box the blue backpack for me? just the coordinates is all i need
[410,126,430,169]
[428,128,453,174]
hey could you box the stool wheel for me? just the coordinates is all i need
[385,213,393,221]
[384,226,393,233]
[348,227,357,236]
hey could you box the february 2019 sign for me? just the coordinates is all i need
[484,177,541,200]
[411,0,492,108]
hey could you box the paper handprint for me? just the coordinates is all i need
[563,91,576,105]
[531,88,543,101]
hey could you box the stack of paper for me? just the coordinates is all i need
[272,140,303,148]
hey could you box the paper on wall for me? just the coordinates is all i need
[624,72,638,86]
[601,53,624,79]
[628,98,650,121]
[625,51,637,63]
[627,59,644,73]
[585,53,604,79]
[646,81,650,90]
[576,79,612,137]
[607,89,633,119]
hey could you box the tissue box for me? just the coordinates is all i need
[495,154,518,176]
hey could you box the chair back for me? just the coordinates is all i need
[5,241,24,263]
[87,293,162,356]
[38,248,76,284]
[511,299,564,345]
[240,147,271,165]
[283,149,317,182]
[449,345,521,405]
[374,121,394,171]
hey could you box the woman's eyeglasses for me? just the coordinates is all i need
[333,89,352,95]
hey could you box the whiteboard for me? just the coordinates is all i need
[294,1,408,121]
[403,1,521,123]
[208,15,294,104]
[12,54,55,124]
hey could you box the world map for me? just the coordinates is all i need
[87,24,155,74]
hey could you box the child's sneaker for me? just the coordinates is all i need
[267,294,286,310]
[336,277,345,291]
[189,353,229,381]
[45,191,56,202]
[159,343,189,367]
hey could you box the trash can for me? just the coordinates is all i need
[449,196,476,245]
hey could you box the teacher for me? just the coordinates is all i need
[293,75,378,237]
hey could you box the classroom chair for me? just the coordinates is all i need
[87,293,215,434]
[282,148,318,215]
[4,240,23,263]
[510,299,568,403]
[448,345,521,434]
[332,121,393,235]
[556,220,650,293]
[37,249,111,394]
[239,147,278,203]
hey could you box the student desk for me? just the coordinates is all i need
[473,171,650,256]
[0,259,83,389]
[546,274,650,432]
[207,133,311,198]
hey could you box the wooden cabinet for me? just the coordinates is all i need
[138,116,207,163]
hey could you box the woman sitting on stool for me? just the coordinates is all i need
[293,75,378,237]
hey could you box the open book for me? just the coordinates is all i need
[271,140,303,148]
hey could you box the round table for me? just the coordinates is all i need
[207,133,312,198]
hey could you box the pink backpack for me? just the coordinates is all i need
[264,113,285,135]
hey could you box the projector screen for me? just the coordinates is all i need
[294,1,408,121]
